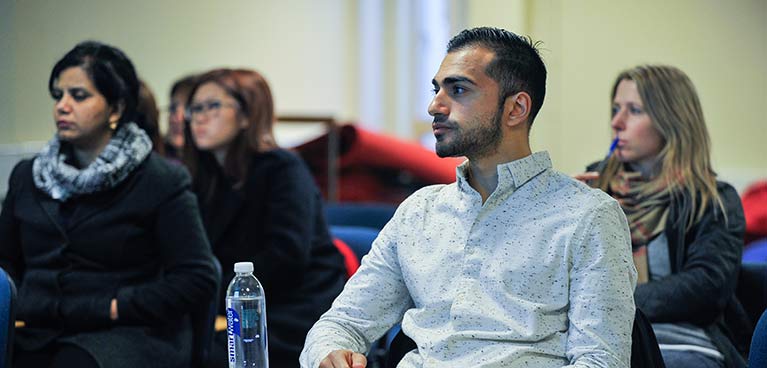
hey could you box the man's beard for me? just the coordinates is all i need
[435,105,503,159]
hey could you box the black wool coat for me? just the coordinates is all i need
[587,162,749,367]
[201,149,346,367]
[0,153,218,368]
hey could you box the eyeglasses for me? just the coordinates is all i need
[185,100,239,120]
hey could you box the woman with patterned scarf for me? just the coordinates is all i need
[0,41,218,367]
[577,65,749,368]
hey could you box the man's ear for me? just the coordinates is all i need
[503,91,531,128]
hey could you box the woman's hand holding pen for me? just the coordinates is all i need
[574,137,617,185]
[574,171,600,184]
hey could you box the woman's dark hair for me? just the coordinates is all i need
[136,79,164,155]
[49,41,140,127]
[183,68,278,201]
[170,74,200,98]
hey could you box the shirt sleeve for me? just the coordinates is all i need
[299,201,415,368]
[565,199,637,367]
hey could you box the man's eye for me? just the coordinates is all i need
[452,86,465,95]
[431,87,439,94]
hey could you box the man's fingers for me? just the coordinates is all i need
[350,352,367,368]
[319,350,366,368]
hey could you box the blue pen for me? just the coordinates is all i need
[595,137,619,173]
[605,136,619,159]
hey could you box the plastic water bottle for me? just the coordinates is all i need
[226,262,268,367]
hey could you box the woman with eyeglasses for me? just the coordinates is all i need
[0,41,217,367]
[577,65,749,368]
[183,68,347,367]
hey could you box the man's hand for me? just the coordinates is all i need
[319,350,367,368]
[110,298,119,320]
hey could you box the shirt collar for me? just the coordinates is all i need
[456,151,552,192]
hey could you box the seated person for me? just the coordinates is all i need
[182,68,347,367]
[0,41,217,368]
[577,64,749,368]
[300,27,637,368]
[164,73,198,160]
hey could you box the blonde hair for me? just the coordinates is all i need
[595,65,724,228]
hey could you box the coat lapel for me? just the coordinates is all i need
[205,184,245,247]
[66,170,139,231]
[34,190,69,241]
[67,192,122,231]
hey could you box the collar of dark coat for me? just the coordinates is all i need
[33,160,144,234]
[35,190,69,242]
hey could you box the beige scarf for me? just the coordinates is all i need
[609,170,671,284]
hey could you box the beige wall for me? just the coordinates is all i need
[0,0,16,144]
[0,0,355,144]
[2,0,765,190]
[466,0,766,188]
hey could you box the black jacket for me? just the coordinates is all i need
[0,153,218,367]
[201,149,346,367]
[587,162,749,367]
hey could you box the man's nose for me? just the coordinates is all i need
[428,91,448,117]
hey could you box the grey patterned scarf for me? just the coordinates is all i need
[33,122,152,201]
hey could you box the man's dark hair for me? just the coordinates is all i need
[447,27,547,125]
[49,41,140,127]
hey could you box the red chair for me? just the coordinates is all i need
[333,238,360,278]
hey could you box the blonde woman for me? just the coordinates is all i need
[578,65,748,368]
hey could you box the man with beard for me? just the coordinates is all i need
[300,27,636,368]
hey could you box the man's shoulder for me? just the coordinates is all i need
[406,182,454,202]
[538,169,618,211]
[389,182,455,217]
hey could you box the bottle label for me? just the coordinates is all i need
[226,308,240,363]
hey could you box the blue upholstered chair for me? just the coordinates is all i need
[0,267,16,368]
[737,262,767,330]
[324,202,397,230]
[329,226,380,263]
[744,238,767,263]
[750,309,767,367]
